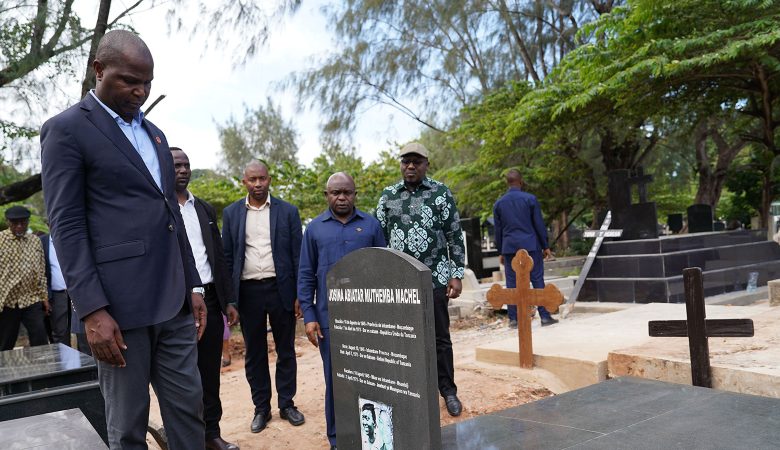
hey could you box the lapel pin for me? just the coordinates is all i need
[356,227,363,232]
[155,136,162,144]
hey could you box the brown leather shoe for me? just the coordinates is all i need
[205,436,240,450]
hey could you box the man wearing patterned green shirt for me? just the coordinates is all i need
[376,142,466,417]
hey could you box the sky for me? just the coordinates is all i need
[73,0,423,170]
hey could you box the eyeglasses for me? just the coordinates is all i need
[327,189,356,197]
[401,158,427,166]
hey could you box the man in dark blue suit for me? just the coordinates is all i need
[41,30,207,449]
[40,233,71,346]
[222,161,305,433]
[493,169,558,327]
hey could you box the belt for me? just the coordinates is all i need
[203,283,216,293]
[52,289,67,294]
[243,277,276,284]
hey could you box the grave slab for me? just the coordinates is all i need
[476,302,776,393]
[0,408,106,449]
[441,377,780,449]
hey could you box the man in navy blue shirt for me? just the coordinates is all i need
[298,172,386,450]
[493,169,558,327]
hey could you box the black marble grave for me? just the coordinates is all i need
[688,204,714,233]
[0,408,106,449]
[607,168,658,240]
[441,377,780,449]
[579,229,780,303]
[0,343,106,443]
[328,247,440,450]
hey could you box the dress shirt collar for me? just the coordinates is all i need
[183,190,196,206]
[401,176,433,192]
[89,90,144,125]
[321,208,362,223]
[508,186,523,192]
[245,195,271,211]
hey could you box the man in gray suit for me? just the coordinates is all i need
[41,30,206,449]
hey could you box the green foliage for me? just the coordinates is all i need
[217,98,299,176]
[187,171,244,226]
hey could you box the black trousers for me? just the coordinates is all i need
[197,284,226,440]
[433,287,457,397]
[0,303,49,351]
[239,279,297,414]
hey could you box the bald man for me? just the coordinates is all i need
[298,173,386,449]
[222,161,305,433]
[41,30,207,448]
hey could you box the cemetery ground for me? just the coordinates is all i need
[145,313,566,450]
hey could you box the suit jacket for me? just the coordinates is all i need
[222,195,302,311]
[40,234,53,299]
[493,187,549,254]
[40,93,202,330]
[193,196,235,312]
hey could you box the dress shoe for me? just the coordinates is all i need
[250,411,271,433]
[541,316,559,327]
[280,406,305,426]
[205,436,240,450]
[330,447,337,450]
[444,394,462,417]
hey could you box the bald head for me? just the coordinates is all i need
[506,169,524,188]
[243,160,268,178]
[242,161,271,206]
[326,172,356,221]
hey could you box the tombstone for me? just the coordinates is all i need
[608,167,659,240]
[0,408,106,448]
[460,217,485,278]
[713,220,726,231]
[567,211,623,306]
[648,267,754,387]
[486,250,564,368]
[0,343,106,443]
[607,167,658,239]
[687,204,714,233]
[667,213,684,234]
[328,248,440,450]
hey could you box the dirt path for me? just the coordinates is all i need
[147,315,554,449]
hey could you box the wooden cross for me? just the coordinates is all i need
[487,249,564,368]
[648,267,754,388]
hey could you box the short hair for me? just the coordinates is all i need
[361,403,376,423]
[95,30,151,68]
[506,168,523,184]
[169,147,183,152]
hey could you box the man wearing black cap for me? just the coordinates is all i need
[0,206,50,350]
[375,142,466,417]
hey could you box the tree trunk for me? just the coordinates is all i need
[81,0,113,97]
[0,174,42,206]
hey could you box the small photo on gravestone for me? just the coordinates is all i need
[359,397,394,450]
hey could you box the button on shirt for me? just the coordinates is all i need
[242,196,276,280]
[0,230,47,310]
[298,208,386,327]
[89,90,162,191]
[376,177,466,289]
[178,191,213,284]
[48,236,67,291]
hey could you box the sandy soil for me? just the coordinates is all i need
[147,314,554,449]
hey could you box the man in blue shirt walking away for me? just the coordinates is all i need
[493,169,558,327]
[298,172,386,450]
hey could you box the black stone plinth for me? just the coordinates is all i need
[688,204,714,233]
[0,344,106,443]
[580,229,780,303]
[441,377,780,449]
[0,408,106,449]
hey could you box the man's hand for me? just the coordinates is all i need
[192,293,207,341]
[226,304,239,327]
[543,248,554,260]
[446,278,462,299]
[294,299,303,320]
[84,308,126,367]
[42,299,51,315]
[305,321,323,348]
[499,255,505,266]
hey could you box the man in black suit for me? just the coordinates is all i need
[222,161,305,433]
[172,148,240,450]
[41,30,206,448]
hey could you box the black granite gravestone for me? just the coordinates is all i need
[667,213,683,234]
[0,408,106,449]
[460,217,485,278]
[607,168,658,240]
[0,343,106,443]
[328,247,440,450]
[441,377,780,449]
[687,204,714,233]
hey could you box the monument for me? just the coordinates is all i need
[328,247,440,450]
[486,250,564,368]
[607,167,658,240]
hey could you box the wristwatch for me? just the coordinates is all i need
[192,287,205,297]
